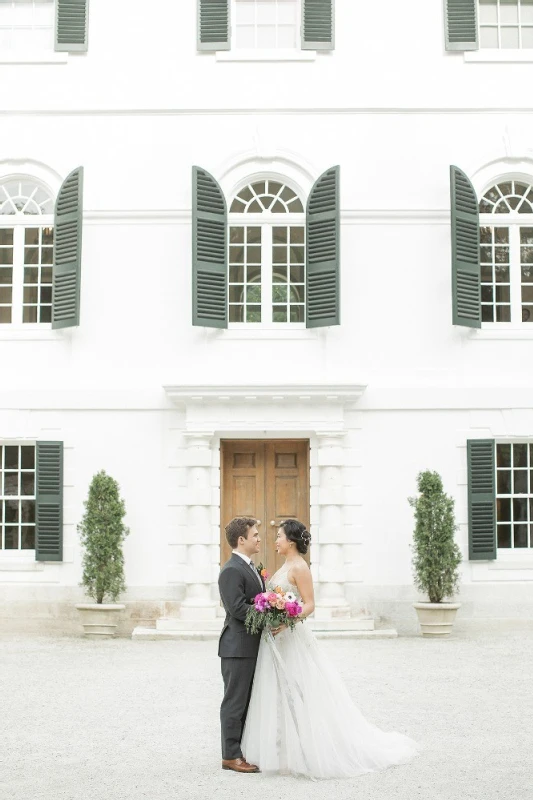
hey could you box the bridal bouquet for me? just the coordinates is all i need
[245,586,303,635]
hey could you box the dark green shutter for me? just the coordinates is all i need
[55,0,89,52]
[52,167,83,329]
[36,442,63,562]
[192,166,227,328]
[450,165,481,328]
[302,0,335,50]
[467,439,496,560]
[444,0,478,51]
[306,165,340,328]
[198,0,230,51]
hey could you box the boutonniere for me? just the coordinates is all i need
[256,562,269,580]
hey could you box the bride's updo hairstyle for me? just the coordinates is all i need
[280,519,311,555]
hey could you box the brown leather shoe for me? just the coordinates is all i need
[221,758,260,773]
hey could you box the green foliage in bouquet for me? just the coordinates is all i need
[78,470,130,604]
[408,470,462,604]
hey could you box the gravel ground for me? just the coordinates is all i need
[1,630,532,800]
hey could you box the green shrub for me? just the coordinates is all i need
[408,470,462,603]
[78,470,129,603]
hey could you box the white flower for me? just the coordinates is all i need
[285,592,296,602]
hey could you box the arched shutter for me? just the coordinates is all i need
[52,167,83,328]
[444,0,478,51]
[55,0,89,53]
[192,166,227,328]
[467,440,496,560]
[36,441,63,562]
[306,165,340,328]
[52,167,83,330]
[198,0,230,51]
[450,165,481,328]
[302,0,335,50]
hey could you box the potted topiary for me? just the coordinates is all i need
[76,470,130,638]
[408,470,462,637]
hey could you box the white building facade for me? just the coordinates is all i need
[1,0,533,635]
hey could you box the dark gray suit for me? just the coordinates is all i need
[218,553,264,760]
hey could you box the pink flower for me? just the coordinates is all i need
[275,599,286,610]
[267,592,278,607]
[285,601,302,618]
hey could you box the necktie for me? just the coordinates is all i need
[249,561,263,589]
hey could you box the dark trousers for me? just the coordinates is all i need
[220,657,257,760]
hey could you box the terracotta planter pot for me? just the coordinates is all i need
[76,603,126,638]
[413,602,461,637]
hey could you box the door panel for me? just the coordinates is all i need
[221,440,309,576]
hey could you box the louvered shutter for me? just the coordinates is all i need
[467,440,496,560]
[198,0,230,51]
[444,0,478,51]
[192,166,227,328]
[36,442,63,562]
[52,167,83,330]
[302,0,335,50]
[55,0,89,52]
[450,165,481,328]
[306,166,340,328]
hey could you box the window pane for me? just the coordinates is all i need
[229,285,244,303]
[514,470,528,493]
[522,0,533,22]
[247,284,261,303]
[497,470,512,494]
[20,500,35,523]
[4,499,19,522]
[514,443,528,466]
[21,446,34,469]
[229,305,244,323]
[497,497,511,520]
[480,26,499,47]
[513,497,527,520]
[5,446,18,469]
[500,26,520,48]
[257,25,277,47]
[497,524,512,547]
[479,0,498,23]
[521,27,533,46]
[39,306,52,324]
[272,306,287,322]
[0,308,12,324]
[0,229,13,246]
[0,287,12,303]
[495,305,511,321]
[500,0,519,23]
[0,249,13,265]
[247,265,261,282]
[289,305,304,322]
[21,526,35,550]
[20,473,35,496]
[229,266,244,283]
[247,227,261,244]
[522,305,533,322]
[236,25,255,48]
[23,307,38,323]
[4,527,18,549]
[514,524,528,547]
[246,305,261,322]
[497,443,511,467]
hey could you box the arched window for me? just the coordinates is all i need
[479,179,533,323]
[228,179,305,324]
[0,179,54,324]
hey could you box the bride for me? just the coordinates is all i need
[241,519,419,779]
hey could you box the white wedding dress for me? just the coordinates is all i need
[241,563,419,779]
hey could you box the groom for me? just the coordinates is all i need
[218,516,265,774]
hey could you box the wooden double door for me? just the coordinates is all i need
[221,440,310,575]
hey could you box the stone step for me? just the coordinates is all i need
[132,626,398,641]
[156,617,222,632]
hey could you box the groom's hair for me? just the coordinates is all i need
[225,517,257,548]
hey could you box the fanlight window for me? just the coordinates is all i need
[230,179,304,213]
[229,180,305,324]
[0,180,54,215]
[0,179,54,324]
[479,180,533,323]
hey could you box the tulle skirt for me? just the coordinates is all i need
[241,623,419,779]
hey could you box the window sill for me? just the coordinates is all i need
[0,326,66,341]
[489,559,533,571]
[0,555,43,572]
[464,50,533,63]
[0,51,68,65]
[216,49,316,62]
[218,326,321,340]
[469,326,533,340]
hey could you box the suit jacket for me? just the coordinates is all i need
[218,553,265,658]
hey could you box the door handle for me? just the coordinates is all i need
[270,520,279,527]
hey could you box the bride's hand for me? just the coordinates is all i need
[271,623,287,636]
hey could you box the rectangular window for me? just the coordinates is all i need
[229,225,262,322]
[520,227,533,321]
[0,225,53,325]
[272,225,305,322]
[479,0,533,49]
[0,0,54,52]
[496,442,533,549]
[0,228,14,324]
[235,0,299,50]
[0,444,36,551]
[480,225,511,322]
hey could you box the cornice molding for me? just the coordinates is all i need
[163,384,367,404]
